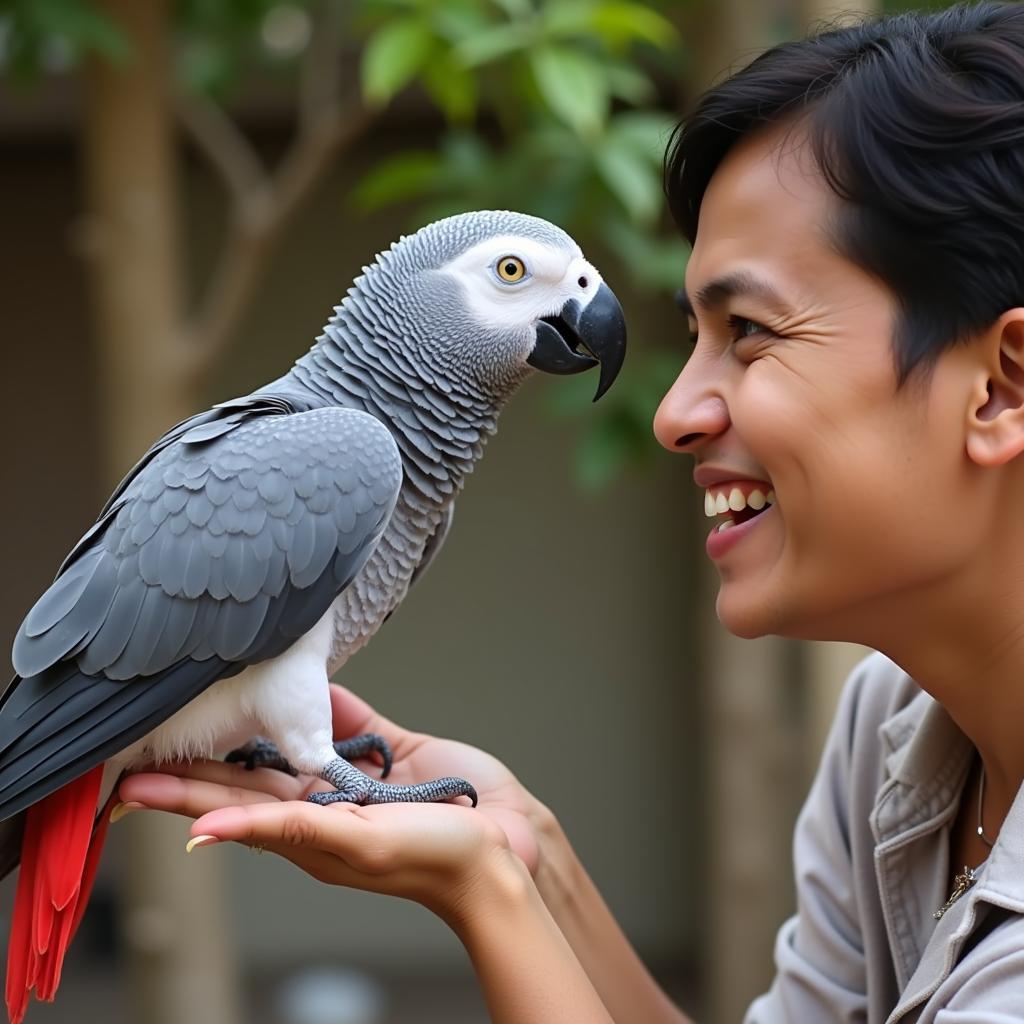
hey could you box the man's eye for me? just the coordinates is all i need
[728,315,769,341]
[685,315,772,348]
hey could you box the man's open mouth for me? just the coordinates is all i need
[704,483,776,530]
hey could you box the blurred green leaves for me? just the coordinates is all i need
[0,0,129,80]
[530,45,608,137]
[0,0,316,93]
[356,0,677,137]
[350,1,683,255]
[594,113,666,222]
[362,16,433,106]
[0,0,690,490]
[176,0,316,98]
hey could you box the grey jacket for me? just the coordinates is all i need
[746,652,1024,1023]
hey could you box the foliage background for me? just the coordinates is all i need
[4,0,691,492]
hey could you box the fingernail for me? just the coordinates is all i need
[185,835,220,853]
[110,801,146,823]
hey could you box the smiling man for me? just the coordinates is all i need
[653,3,1024,1018]
[115,3,1024,1022]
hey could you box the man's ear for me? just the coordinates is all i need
[966,310,1024,467]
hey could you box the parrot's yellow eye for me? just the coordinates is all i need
[496,256,527,283]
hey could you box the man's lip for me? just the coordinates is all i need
[693,466,773,489]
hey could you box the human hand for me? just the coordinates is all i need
[117,685,551,923]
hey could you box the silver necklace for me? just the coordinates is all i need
[977,763,996,848]
[934,760,995,921]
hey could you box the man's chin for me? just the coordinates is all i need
[718,590,864,646]
[714,591,777,640]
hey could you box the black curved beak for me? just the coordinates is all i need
[527,282,627,401]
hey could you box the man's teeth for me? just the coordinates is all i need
[704,486,776,519]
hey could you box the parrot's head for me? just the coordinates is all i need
[364,210,627,402]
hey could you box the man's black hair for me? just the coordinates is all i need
[665,1,1024,388]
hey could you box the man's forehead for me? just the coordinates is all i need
[683,126,839,313]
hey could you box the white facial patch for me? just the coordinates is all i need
[439,234,603,332]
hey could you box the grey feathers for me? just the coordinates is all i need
[13,407,402,681]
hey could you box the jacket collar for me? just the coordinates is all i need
[878,682,1024,910]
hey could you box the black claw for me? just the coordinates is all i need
[226,739,298,776]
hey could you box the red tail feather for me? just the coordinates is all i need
[5,766,111,1024]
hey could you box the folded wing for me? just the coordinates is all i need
[0,405,402,821]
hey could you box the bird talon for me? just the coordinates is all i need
[225,739,298,776]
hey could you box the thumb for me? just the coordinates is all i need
[329,684,410,750]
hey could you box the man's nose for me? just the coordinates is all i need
[653,364,730,453]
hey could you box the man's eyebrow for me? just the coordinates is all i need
[675,271,790,318]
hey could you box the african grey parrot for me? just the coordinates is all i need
[0,209,626,1022]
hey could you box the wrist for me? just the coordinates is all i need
[437,845,537,940]
[443,847,617,1024]
[531,802,585,913]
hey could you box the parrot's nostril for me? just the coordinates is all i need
[578,276,588,289]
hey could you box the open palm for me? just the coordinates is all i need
[118,685,546,906]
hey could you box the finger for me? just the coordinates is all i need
[131,759,312,802]
[329,685,417,759]
[189,801,372,859]
[119,772,288,818]
[329,683,390,737]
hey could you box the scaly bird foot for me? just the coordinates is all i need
[308,757,477,807]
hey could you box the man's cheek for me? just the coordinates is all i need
[736,369,823,442]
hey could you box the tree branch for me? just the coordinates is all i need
[181,89,374,378]
[176,0,376,381]
[300,2,345,136]
[174,91,272,223]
